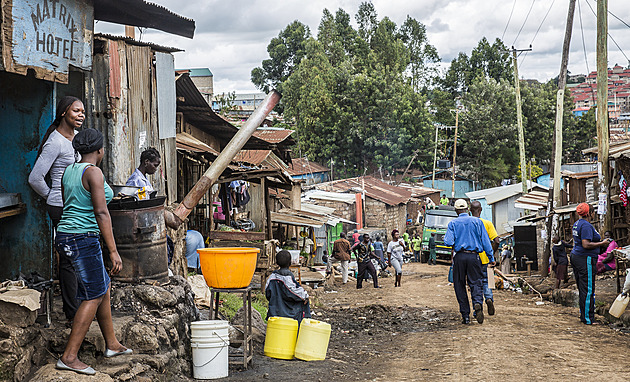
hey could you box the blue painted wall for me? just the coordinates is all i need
[425,179,474,199]
[291,172,330,185]
[534,174,565,189]
[0,71,54,280]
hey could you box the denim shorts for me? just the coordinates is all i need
[55,232,110,301]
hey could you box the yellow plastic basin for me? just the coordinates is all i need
[197,247,260,289]
[294,318,331,361]
[264,317,299,360]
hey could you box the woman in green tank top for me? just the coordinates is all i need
[54,129,131,375]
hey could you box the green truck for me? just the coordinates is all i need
[421,206,459,262]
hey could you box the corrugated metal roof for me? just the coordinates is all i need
[187,68,213,77]
[301,203,336,215]
[467,181,548,205]
[314,176,412,206]
[583,140,630,156]
[253,129,295,144]
[95,34,182,52]
[561,170,598,179]
[397,183,442,198]
[175,74,271,150]
[233,150,271,166]
[271,211,326,228]
[176,132,219,155]
[94,0,195,38]
[288,158,330,176]
[304,190,357,204]
[514,190,548,210]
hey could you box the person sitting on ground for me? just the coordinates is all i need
[412,233,422,263]
[552,235,573,289]
[596,231,618,274]
[352,234,381,289]
[265,250,311,324]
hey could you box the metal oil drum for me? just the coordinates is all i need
[105,196,169,283]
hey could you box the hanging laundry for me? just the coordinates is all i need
[619,172,627,207]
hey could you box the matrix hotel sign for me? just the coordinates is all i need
[1,0,93,83]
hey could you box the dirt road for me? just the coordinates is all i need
[227,263,629,381]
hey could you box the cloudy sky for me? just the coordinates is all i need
[96,0,630,93]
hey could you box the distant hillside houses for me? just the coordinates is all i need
[568,65,630,131]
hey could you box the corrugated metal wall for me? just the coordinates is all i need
[0,71,54,280]
[86,37,177,202]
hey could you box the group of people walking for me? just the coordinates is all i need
[328,229,408,289]
[26,96,165,374]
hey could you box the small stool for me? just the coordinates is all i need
[209,287,253,368]
[526,260,534,276]
[289,265,302,284]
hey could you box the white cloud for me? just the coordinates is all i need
[95,0,630,92]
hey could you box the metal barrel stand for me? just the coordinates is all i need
[209,286,253,368]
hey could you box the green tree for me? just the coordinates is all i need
[251,21,311,94]
[459,77,518,187]
[442,37,511,96]
[564,107,596,162]
[398,16,440,92]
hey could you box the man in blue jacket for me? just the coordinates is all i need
[444,199,494,325]
[265,250,311,323]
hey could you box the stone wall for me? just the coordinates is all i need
[364,199,407,239]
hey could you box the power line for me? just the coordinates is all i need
[502,0,518,41]
[583,0,630,65]
[586,0,630,30]
[520,0,556,68]
[577,0,596,107]
[513,0,537,46]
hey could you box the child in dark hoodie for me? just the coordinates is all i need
[265,250,311,323]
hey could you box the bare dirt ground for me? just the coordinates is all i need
[226,262,630,382]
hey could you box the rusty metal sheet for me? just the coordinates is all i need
[1,0,94,83]
[252,129,294,144]
[315,176,412,206]
[288,157,329,176]
[108,39,120,98]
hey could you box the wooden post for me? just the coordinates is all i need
[451,110,459,199]
[543,0,576,277]
[597,0,611,233]
[263,178,273,240]
[432,125,439,188]
[512,48,528,195]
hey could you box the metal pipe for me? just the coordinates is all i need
[167,90,281,228]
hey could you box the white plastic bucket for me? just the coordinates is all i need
[190,320,229,380]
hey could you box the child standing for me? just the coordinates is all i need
[265,250,311,323]
[552,235,573,289]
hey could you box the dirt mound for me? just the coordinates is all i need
[321,304,452,338]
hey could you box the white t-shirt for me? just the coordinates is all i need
[387,240,405,261]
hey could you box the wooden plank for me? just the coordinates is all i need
[0,204,26,219]
[108,40,121,98]
[208,231,266,241]
[264,178,273,240]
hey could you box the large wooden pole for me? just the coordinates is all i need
[543,0,576,277]
[451,110,459,199]
[512,49,528,195]
[597,0,611,232]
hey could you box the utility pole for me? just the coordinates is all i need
[400,150,419,185]
[451,107,461,199]
[432,125,439,188]
[511,47,531,195]
[597,0,611,232]
[543,0,576,277]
